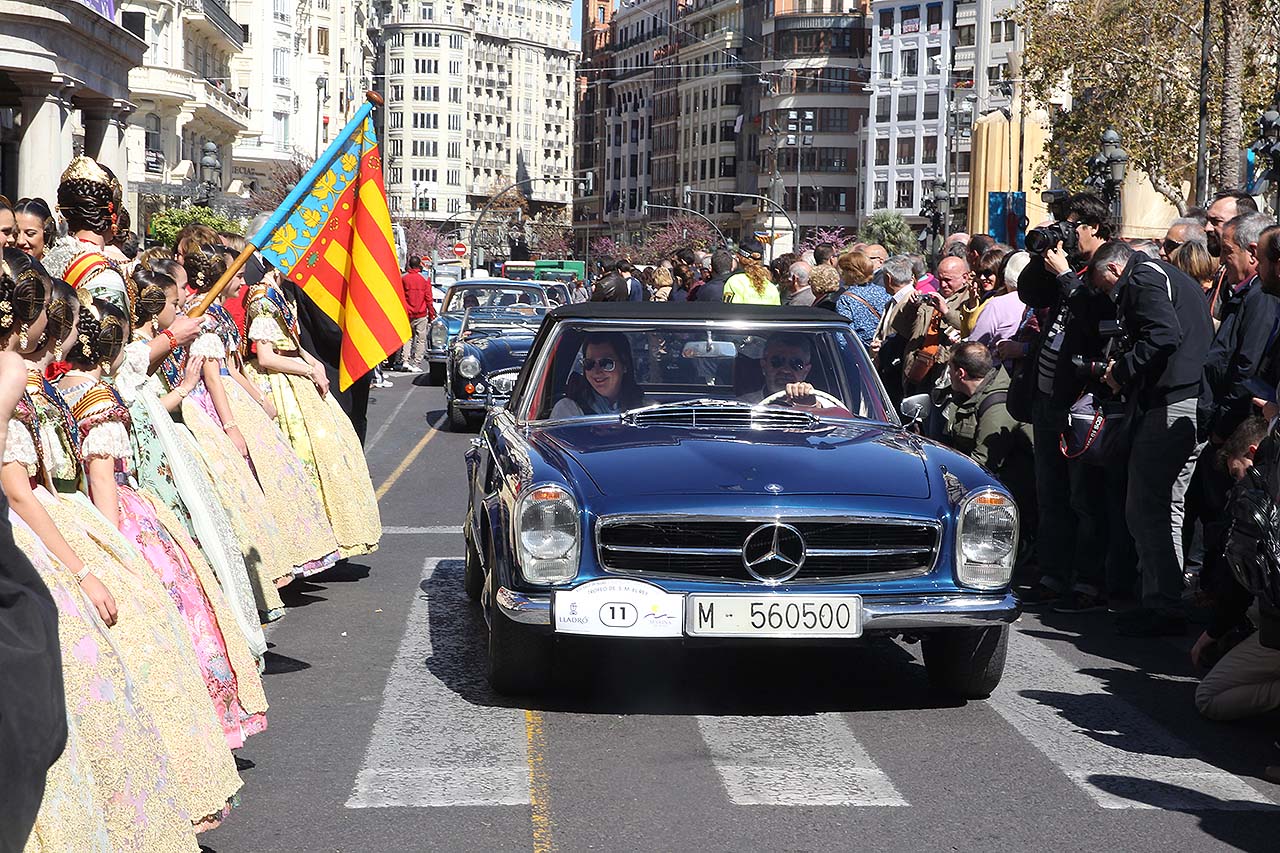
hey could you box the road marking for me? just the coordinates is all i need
[374,414,444,502]
[345,558,531,808]
[525,709,554,853]
[696,714,908,806]
[991,632,1278,810]
[382,526,464,535]
[365,383,419,453]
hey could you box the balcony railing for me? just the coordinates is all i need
[182,0,245,49]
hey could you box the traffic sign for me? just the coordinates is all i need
[453,242,467,258]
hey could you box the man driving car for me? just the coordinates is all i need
[741,333,819,404]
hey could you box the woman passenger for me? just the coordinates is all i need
[550,332,647,417]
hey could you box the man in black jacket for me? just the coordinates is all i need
[1092,241,1214,635]
[1016,193,1119,610]
[690,249,735,303]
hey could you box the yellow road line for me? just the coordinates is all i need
[374,418,441,502]
[526,709,554,853]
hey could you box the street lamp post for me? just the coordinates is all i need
[1084,127,1128,219]
[195,141,221,208]
[787,110,814,245]
[315,74,329,159]
[1252,108,1280,220]
[918,180,949,267]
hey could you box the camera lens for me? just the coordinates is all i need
[1025,228,1051,255]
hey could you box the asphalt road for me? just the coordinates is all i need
[203,375,1280,853]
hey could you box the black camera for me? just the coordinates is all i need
[1071,319,1127,380]
[1025,219,1079,257]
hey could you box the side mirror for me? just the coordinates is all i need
[900,393,932,427]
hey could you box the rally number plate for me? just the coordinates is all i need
[685,595,863,638]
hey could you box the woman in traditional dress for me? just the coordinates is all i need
[243,263,382,557]
[0,254,201,850]
[119,265,266,657]
[13,274,241,830]
[58,297,268,749]
[183,244,341,577]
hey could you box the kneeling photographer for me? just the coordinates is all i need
[1016,193,1118,609]
[1091,241,1214,635]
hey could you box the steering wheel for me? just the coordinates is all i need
[758,388,852,416]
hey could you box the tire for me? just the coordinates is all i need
[487,606,553,695]
[448,400,470,431]
[922,625,1009,700]
[463,525,484,603]
[428,362,446,385]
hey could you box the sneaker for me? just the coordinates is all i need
[1115,608,1188,637]
[1052,591,1107,614]
[403,364,423,373]
[374,379,393,388]
[1018,583,1062,606]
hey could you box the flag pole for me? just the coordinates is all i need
[187,91,385,318]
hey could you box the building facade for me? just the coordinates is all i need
[380,0,576,258]
[0,1,145,204]
[573,0,613,258]
[862,0,1018,232]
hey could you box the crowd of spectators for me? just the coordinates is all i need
[585,191,1280,780]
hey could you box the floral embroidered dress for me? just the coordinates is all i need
[24,369,242,828]
[161,342,291,619]
[244,284,382,557]
[191,302,340,575]
[117,338,266,661]
[61,375,268,750]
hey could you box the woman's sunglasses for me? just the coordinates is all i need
[583,357,617,372]
[768,355,809,370]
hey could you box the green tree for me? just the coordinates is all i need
[148,206,243,249]
[858,211,916,255]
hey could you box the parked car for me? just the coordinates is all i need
[445,304,548,430]
[463,302,1021,697]
[426,280,549,384]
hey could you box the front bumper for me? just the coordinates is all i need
[495,586,1020,632]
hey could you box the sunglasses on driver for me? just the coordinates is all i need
[768,355,810,370]
[583,357,617,372]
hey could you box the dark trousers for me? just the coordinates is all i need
[327,366,372,444]
[1032,397,1109,595]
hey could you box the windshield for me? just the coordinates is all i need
[461,308,547,337]
[519,321,892,424]
[443,286,547,313]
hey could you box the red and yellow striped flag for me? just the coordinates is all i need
[253,103,410,390]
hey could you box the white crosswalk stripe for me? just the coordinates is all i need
[696,714,909,806]
[991,631,1278,810]
[346,558,530,808]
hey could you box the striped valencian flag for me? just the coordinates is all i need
[253,101,410,390]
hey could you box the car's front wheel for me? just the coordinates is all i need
[428,362,446,385]
[922,625,1008,700]
[487,606,553,695]
[463,525,484,603]
[448,400,470,431]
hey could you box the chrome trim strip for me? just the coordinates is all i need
[495,586,552,625]
[601,544,743,556]
[601,544,930,558]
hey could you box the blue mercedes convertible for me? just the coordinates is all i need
[463,303,1020,698]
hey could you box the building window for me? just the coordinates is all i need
[317,26,329,54]
[447,141,461,158]
[897,94,917,121]
[876,96,890,123]
[447,169,461,185]
[927,3,942,31]
[954,25,975,46]
[122,10,145,40]
[878,51,892,77]
[449,34,463,50]
[896,137,914,165]
[144,113,161,154]
[957,151,972,172]
[923,93,939,120]
[923,135,938,162]
[901,49,918,78]
[874,180,888,209]
[272,112,290,151]
[272,48,290,85]
[878,8,893,36]
[896,180,913,209]
[448,113,462,131]
[875,138,889,166]
[818,108,848,132]
[901,6,920,34]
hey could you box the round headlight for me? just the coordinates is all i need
[956,489,1018,589]
[515,484,579,584]
[430,320,447,348]
[459,354,481,378]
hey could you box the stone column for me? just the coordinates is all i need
[15,75,78,201]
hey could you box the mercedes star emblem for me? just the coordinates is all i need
[741,522,806,584]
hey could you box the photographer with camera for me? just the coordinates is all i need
[1088,240,1214,635]
[1016,193,1119,610]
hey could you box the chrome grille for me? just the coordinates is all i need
[596,516,940,583]
[623,401,817,430]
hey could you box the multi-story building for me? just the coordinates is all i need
[121,0,249,232]
[381,0,576,254]
[0,2,144,203]
[862,0,1017,232]
[573,0,613,258]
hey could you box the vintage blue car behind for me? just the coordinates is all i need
[444,305,547,430]
[426,279,549,384]
[463,303,1020,698]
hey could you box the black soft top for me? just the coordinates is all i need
[546,301,842,323]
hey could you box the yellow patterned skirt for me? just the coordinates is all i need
[38,488,243,828]
[246,363,382,558]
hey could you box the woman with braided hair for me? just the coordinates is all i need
[723,238,781,305]
[0,255,209,850]
[122,266,270,652]
[59,297,269,752]
[18,279,243,831]
[45,157,130,315]
[183,243,340,579]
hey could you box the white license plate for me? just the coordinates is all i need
[686,595,863,638]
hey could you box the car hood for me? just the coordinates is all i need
[470,335,535,369]
[531,421,931,498]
